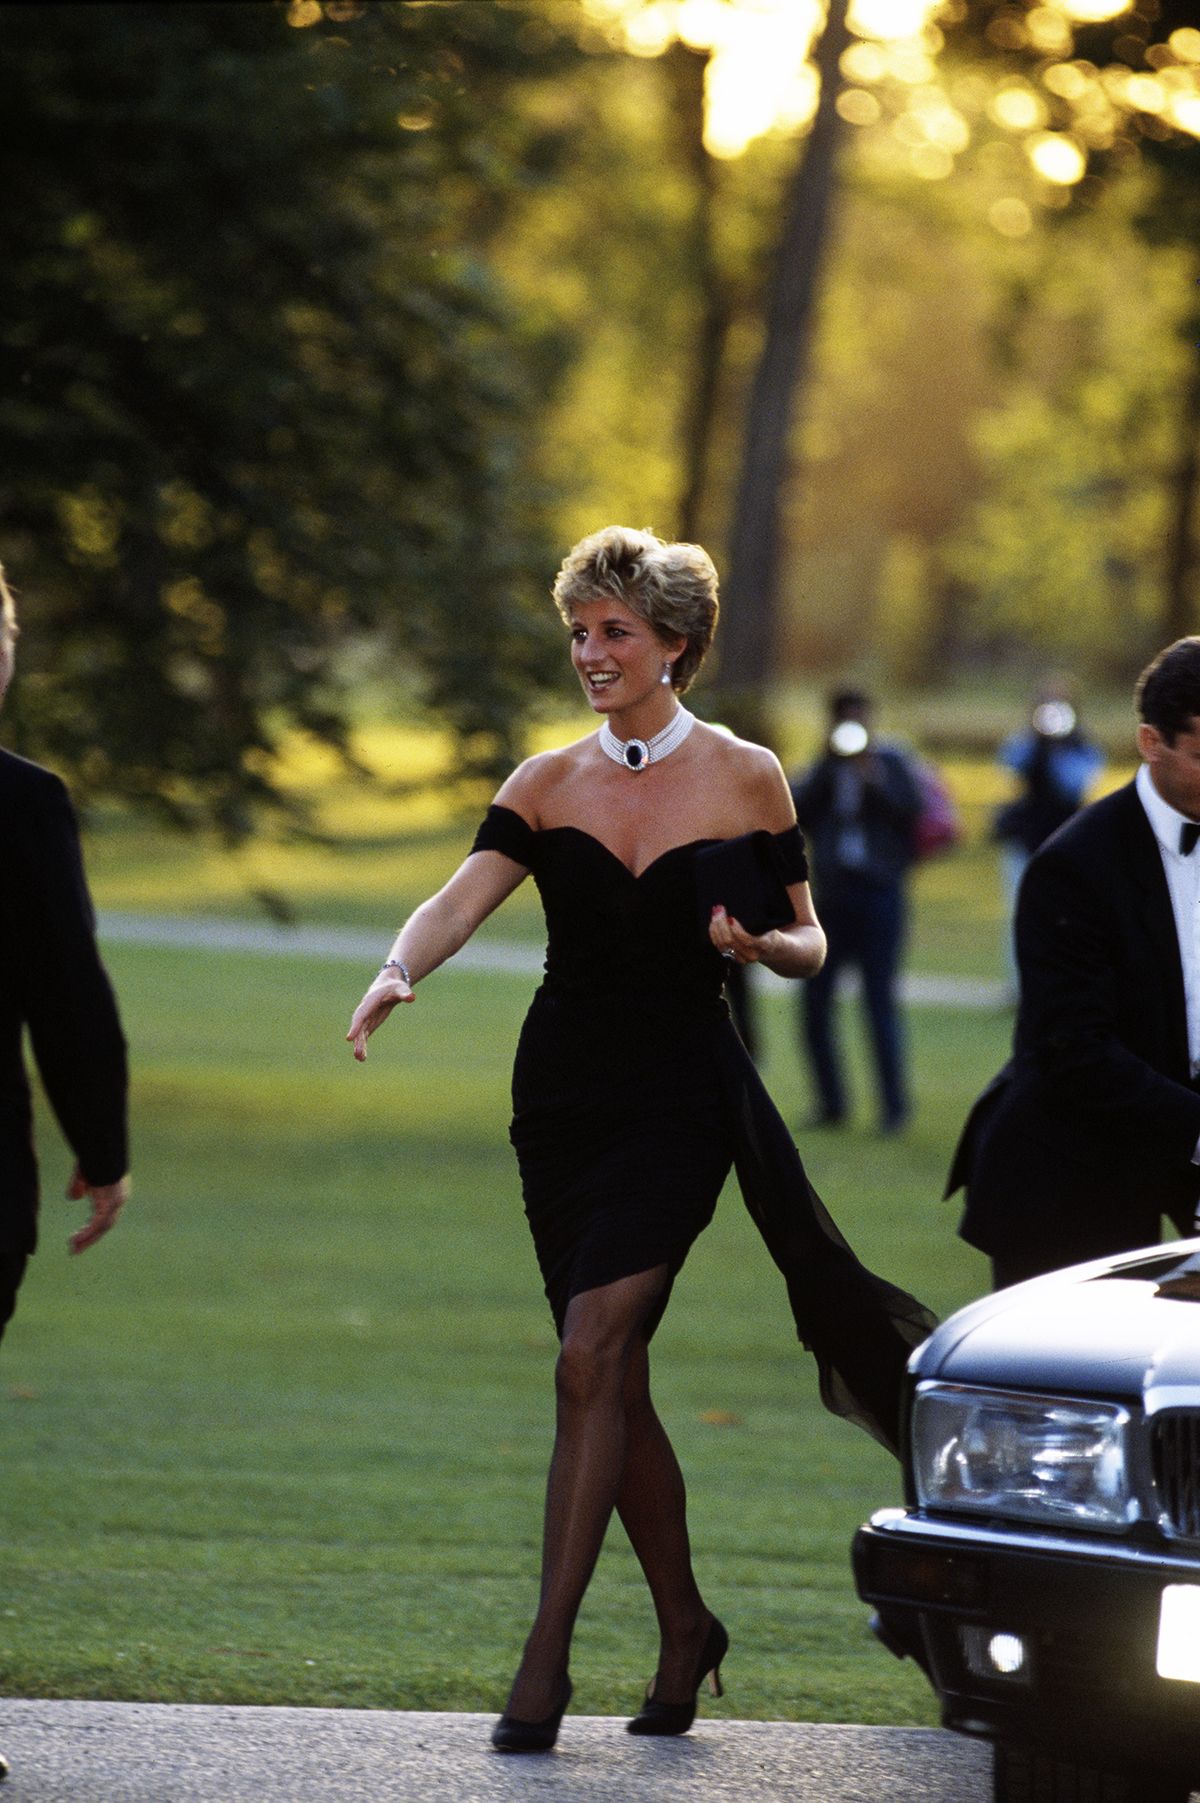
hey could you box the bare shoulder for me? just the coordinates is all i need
[694,725,795,832]
[492,737,596,827]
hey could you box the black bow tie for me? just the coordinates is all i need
[1181,821,1200,856]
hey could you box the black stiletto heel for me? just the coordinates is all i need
[626,1616,729,1736]
[491,1677,572,1753]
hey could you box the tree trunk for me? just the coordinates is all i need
[715,0,851,740]
[664,41,730,545]
[1162,345,1200,643]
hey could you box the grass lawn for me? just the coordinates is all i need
[1,914,1007,1724]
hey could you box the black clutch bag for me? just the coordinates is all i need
[694,830,796,939]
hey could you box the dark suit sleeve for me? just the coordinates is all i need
[13,776,128,1186]
[1014,837,1200,1171]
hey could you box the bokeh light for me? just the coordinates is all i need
[582,0,949,156]
[1169,95,1200,133]
[1124,74,1167,113]
[1058,0,1131,20]
[1027,131,1088,183]
[849,0,936,37]
[676,0,728,46]
[622,2,676,55]
[837,87,883,126]
[841,39,886,83]
[581,0,1200,157]
[1025,8,1073,55]
[1042,63,1093,101]
[990,86,1049,131]
[704,10,822,156]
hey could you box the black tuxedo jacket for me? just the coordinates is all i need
[0,749,127,1254]
[948,779,1200,1271]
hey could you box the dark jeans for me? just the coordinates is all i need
[800,877,909,1127]
[0,1250,28,1345]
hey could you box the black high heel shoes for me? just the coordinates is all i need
[491,1677,572,1753]
[626,1615,729,1737]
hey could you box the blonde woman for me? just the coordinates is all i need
[347,526,933,1752]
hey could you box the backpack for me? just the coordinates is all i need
[912,761,962,861]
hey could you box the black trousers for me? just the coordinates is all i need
[0,1251,28,1346]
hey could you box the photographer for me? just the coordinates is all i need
[791,688,922,1135]
[994,681,1104,988]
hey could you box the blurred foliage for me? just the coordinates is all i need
[0,1,583,835]
[3,0,1199,847]
[491,45,718,552]
[499,1,1200,712]
[931,0,1200,677]
[942,168,1196,676]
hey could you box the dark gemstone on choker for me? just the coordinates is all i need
[626,742,644,769]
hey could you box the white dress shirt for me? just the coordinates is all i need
[1136,763,1200,1082]
[1136,765,1200,1228]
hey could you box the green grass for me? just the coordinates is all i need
[0,922,1007,1723]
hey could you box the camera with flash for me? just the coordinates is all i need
[1031,701,1076,740]
[830,720,870,758]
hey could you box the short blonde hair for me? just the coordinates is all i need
[551,525,718,694]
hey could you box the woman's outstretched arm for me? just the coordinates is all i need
[346,847,528,1061]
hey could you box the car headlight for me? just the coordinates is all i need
[912,1382,1139,1531]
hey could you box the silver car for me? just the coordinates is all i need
[854,1242,1200,1803]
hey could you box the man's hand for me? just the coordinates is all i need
[66,1167,130,1255]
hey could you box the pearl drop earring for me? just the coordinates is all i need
[661,662,673,686]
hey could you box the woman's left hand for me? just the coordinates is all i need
[709,905,776,967]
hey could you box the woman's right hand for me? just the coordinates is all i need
[346,972,414,1062]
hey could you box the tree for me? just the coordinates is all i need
[716,0,852,737]
[0,1,580,836]
[662,40,732,545]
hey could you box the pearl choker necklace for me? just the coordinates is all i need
[599,706,696,773]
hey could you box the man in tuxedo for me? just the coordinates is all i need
[0,569,130,1767]
[948,637,1200,1291]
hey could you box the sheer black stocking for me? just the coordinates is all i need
[503,1266,711,1721]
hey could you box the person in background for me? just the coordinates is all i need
[948,637,1200,1291]
[791,688,922,1136]
[0,564,131,1784]
[993,680,1104,991]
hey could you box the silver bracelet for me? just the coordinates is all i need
[380,959,412,985]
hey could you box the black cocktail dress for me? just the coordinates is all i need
[471,804,935,1457]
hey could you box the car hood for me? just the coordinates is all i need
[914,1242,1200,1404]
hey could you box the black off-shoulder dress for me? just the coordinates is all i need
[471,803,935,1456]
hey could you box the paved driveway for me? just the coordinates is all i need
[0,1702,990,1802]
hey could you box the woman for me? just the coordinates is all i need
[346,526,934,1753]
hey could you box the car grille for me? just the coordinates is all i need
[1151,1410,1200,1539]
